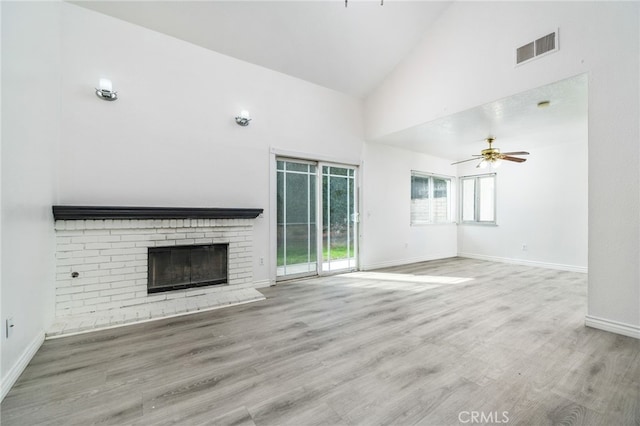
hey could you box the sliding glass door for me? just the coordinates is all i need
[322,165,357,272]
[276,160,318,278]
[276,159,358,280]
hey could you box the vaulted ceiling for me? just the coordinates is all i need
[71,0,452,99]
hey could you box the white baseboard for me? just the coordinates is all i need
[361,253,457,271]
[1,331,45,401]
[585,315,640,339]
[457,252,588,273]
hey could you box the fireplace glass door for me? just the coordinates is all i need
[148,244,228,293]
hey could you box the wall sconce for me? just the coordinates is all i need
[95,78,117,101]
[235,110,251,127]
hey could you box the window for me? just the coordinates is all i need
[460,173,496,224]
[410,171,452,225]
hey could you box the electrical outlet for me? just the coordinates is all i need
[522,244,528,251]
[259,257,264,266]
[6,317,15,338]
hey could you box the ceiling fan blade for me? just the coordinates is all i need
[501,151,529,155]
[451,158,478,165]
[501,155,527,163]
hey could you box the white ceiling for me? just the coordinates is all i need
[372,73,588,160]
[70,0,452,98]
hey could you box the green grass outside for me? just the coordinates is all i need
[277,245,353,266]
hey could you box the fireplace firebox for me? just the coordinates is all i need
[148,244,228,293]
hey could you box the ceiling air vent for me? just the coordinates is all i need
[516,30,558,65]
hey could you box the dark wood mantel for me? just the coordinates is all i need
[52,206,263,220]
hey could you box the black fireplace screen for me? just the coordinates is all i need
[148,244,228,293]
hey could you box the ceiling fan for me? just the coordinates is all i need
[451,137,529,169]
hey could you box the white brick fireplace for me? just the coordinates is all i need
[50,207,266,336]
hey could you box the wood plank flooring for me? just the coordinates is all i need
[2,257,638,425]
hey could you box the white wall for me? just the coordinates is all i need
[59,3,364,286]
[361,142,457,269]
[1,1,60,398]
[365,2,639,335]
[457,127,588,272]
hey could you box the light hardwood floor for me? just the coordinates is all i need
[2,258,638,425]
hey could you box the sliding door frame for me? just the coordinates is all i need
[275,158,319,280]
[269,148,361,284]
[318,162,359,275]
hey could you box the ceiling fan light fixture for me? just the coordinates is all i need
[453,136,529,167]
